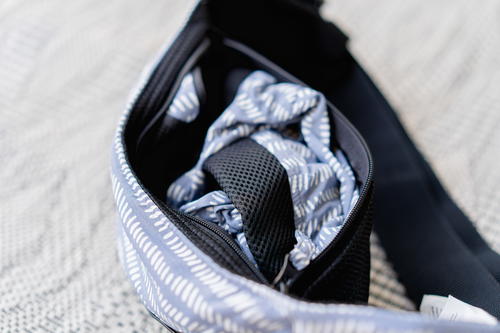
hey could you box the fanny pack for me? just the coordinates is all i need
[111,1,500,332]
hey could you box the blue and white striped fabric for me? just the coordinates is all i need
[111,14,500,330]
[167,71,359,270]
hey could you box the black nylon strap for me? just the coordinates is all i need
[203,138,296,281]
[330,64,500,318]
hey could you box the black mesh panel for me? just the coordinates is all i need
[203,138,296,281]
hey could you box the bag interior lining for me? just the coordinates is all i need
[131,35,370,205]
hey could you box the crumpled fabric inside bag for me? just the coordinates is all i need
[166,70,359,270]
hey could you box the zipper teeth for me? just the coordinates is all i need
[143,185,270,284]
[179,211,269,284]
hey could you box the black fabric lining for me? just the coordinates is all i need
[130,37,369,201]
[205,0,352,92]
[203,138,296,281]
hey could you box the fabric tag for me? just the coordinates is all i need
[420,294,498,326]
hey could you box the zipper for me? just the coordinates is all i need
[148,191,270,285]
[177,209,269,284]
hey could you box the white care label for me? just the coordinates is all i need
[420,294,498,326]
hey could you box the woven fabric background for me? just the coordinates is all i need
[0,0,498,331]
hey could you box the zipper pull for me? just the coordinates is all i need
[271,254,297,293]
